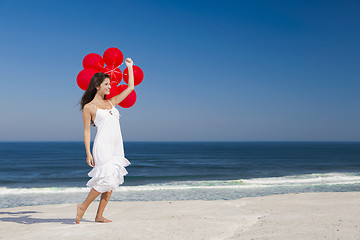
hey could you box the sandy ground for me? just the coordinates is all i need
[0,192,359,240]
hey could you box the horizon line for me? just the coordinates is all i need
[1,140,360,143]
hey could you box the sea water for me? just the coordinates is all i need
[0,141,359,208]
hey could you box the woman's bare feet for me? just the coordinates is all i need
[75,203,85,224]
[95,216,112,223]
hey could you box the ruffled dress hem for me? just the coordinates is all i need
[86,156,131,193]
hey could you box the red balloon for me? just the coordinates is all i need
[105,82,121,100]
[82,53,104,71]
[103,47,123,67]
[103,65,122,85]
[76,68,98,91]
[117,84,137,108]
[123,65,144,86]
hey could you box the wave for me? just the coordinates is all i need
[1,172,360,195]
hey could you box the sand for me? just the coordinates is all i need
[0,192,359,240]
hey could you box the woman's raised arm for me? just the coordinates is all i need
[111,58,135,106]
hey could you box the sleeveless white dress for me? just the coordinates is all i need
[86,100,131,193]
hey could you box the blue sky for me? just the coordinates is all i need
[0,0,359,141]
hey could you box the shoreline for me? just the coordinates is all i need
[1,192,359,239]
[2,171,360,209]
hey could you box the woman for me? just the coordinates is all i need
[75,58,135,224]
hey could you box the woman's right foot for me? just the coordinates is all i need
[75,203,85,224]
[95,216,112,223]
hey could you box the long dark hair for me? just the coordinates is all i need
[80,72,110,110]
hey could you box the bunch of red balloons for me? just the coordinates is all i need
[76,47,144,108]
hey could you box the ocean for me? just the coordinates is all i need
[0,141,360,208]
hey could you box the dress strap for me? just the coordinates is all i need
[108,100,114,107]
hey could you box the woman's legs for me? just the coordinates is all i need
[95,190,113,223]
[75,188,100,224]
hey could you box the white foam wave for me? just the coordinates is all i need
[241,172,360,186]
[1,172,359,195]
[0,187,90,195]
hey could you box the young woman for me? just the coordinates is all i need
[75,58,134,224]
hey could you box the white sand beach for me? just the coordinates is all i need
[0,192,359,240]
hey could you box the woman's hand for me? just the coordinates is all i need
[86,154,95,167]
[125,58,133,68]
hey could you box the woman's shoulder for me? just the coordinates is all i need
[83,102,96,111]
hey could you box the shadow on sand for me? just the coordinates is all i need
[0,210,92,224]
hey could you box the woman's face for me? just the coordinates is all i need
[97,78,111,95]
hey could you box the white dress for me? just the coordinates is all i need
[86,100,131,193]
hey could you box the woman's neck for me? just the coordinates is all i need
[93,93,105,102]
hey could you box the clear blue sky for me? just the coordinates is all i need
[0,0,359,141]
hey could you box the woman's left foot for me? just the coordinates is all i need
[95,216,112,223]
[75,204,85,224]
